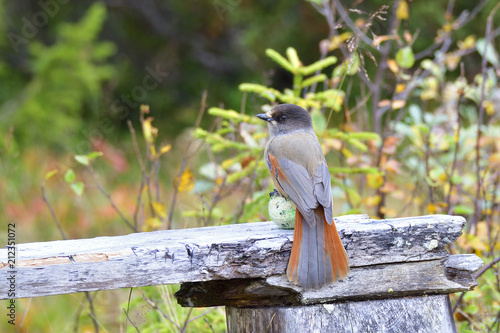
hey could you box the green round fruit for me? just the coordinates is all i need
[268,193,295,229]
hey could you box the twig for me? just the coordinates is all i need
[331,0,375,47]
[474,255,500,280]
[414,0,489,60]
[186,308,217,325]
[41,184,67,240]
[123,308,141,333]
[372,0,399,135]
[453,255,500,312]
[233,171,257,223]
[138,288,181,330]
[85,291,99,333]
[167,90,208,228]
[446,68,464,213]
[180,308,194,333]
[203,317,216,333]
[472,2,500,226]
[128,119,147,230]
[70,292,101,333]
[88,164,137,232]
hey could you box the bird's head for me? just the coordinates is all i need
[256,104,313,137]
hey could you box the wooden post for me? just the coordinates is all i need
[226,295,456,333]
[0,215,482,332]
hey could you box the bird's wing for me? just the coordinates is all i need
[267,152,333,227]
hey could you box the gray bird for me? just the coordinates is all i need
[257,104,350,289]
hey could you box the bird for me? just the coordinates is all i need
[257,103,349,289]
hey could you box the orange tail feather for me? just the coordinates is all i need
[286,208,303,284]
[286,208,349,288]
[323,212,350,282]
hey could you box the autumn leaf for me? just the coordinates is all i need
[364,195,381,208]
[380,206,397,218]
[159,144,172,156]
[396,0,409,20]
[488,153,500,168]
[367,174,384,189]
[144,217,162,231]
[387,59,399,73]
[395,83,406,94]
[174,168,195,193]
[427,203,437,214]
[45,169,59,180]
[152,201,167,219]
[392,100,406,109]
[382,137,400,155]
[384,159,401,174]
[142,117,158,143]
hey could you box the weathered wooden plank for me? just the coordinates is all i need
[175,254,483,307]
[0,215,466,299]
[226,295,456,333]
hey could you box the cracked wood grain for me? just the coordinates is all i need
[0,214,476,300]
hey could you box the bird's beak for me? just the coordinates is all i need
[256,113,273,122]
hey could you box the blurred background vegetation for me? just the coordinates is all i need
[1,0,499,332]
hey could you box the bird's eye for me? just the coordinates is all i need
[280,115,287,121]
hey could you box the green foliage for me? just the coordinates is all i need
[5,2,116,148]
[194,47,381,223]
[124,286,225,333]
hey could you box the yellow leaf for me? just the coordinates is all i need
[367,174,384,189]
[159,144,172,156]
[364,195,381,208]
[324,138,343,151]
[144,217,162,231]
[458,35,476,50]
[427,203,437,214]
[395,83,406,94]
[174,168,195,193]
[142,117,154,143]
[150,144,157,159]
[483,100,494,116]
[378,99,391,108]
[221,158,234,170]
[152,201,167,219]
[387,59,399,73]
[442,23,453,33]
[397,0,409,20]
[438,173,447,182]
[392,100,406,109]
[341,147,353,158]
[489,153,500,168]
[403,30,412,43]
[329,32,352,51]
[45,168,59,180]
[380,206,397,218]
[445,53,461,71]
[373,35,394,47]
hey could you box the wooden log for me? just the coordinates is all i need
[0,215,473,300]
[225,294,456,333]
[175,254,483,307]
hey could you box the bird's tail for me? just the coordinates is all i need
[286,208,349,289]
